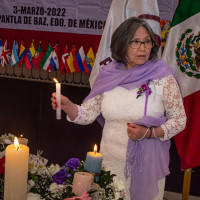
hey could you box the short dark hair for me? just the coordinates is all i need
[110,17,159,64]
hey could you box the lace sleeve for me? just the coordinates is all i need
[67,94,103,125]
[160,75,187,141]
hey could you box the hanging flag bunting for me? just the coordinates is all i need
[83,47,95,74]
[10,40,19,66]
[0,40,11,67]
[76,46,85,72]
[32,41,44,69]
[89,0,161,87]
[18,41,26,67]
[39,45,53,72]
[24,40,36,69]
[162,0,200,170]
[60,45,71,74]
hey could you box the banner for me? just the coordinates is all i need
[0,0,111,35]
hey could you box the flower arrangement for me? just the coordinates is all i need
[0,134,125,200]
[136,81,152,99]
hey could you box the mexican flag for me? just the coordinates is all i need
[162,0,200,170]
[39,45,52,72]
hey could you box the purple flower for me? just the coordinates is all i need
[136,81,152,99]
[66,158,80,170]
[141,83,148,91]
[52,169,67,184]
[137,90,142,95]
[145,89,152,95]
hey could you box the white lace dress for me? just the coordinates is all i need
[67,75,186,200]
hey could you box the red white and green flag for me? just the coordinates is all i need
[39,45,53,72]
[32,41,44,69]
[162,0,200,170]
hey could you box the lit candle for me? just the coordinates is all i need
[18,134,28,146]
[53,78,61,120]
[4,137,29,200]
[72,172,93,196]
[84,144,103,174]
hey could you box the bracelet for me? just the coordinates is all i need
[148,127,152,139]
[152,127,157,138]
[138,127,149,140]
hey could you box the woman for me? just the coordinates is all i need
[52,17,186,200]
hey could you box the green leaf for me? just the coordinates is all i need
[177,42,181,49]
[195,74,200,79]
[180,66,186,72]
[186,72,193,77]
[186,49,192,58]
[191,65,196,71]
[180,33,185,41]
[186,29,192,34]
[175,50,180,59]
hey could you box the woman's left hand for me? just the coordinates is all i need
[127,123,149,141]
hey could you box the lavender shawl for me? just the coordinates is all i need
[84,59,178,200]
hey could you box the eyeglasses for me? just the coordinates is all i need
[129,40,154,49]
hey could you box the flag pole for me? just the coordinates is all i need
[182,168,192,200]
[3,65,8,76]
[12,65,17,77]
[63,73,67,83]
[19,63,25,78]
[37,67,42,80]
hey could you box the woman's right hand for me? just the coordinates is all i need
[51,92,69,113]
[51,92,78,120]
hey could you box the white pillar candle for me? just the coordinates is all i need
[53,78,61,120]
[18,135,28,146]
[72,172,93,196]
[4,137,29,200]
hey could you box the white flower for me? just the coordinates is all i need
[0,133,15,144]
[27,180,35,191]
[7,133,15,141]
[113,177,125,191]
[28,153,48,176]
[4,139,12,144]
[113,192,120,200]
[46,164,60,178]
[27,192,41,200]
[49,182,64,193]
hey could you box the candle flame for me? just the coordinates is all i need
[94,144,97,154]
[14,137,20,150]
[53,78,58,83]
[20,134,23,138]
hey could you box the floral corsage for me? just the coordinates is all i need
[136,80,152,99]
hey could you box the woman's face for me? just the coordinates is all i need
[126,26,152,69]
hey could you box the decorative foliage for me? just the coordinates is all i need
[175,29,200,79]
[0,134,125,200]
